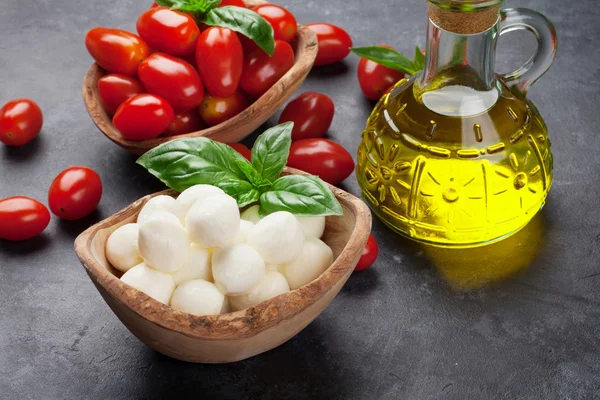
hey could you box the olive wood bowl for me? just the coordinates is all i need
[74,168,371,363]
[82,0,318,156]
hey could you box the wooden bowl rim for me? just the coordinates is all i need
[82,21,318,153]
[74,168,372,341]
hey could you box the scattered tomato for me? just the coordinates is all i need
[97,74,144,116]
[150,2,159,8]
[113,94,175,140]
[49,167,103,221]
[228,143,252,161]
[306,23,352,66]
[198,91,249,127]
[85,28,150,76]
[358,44,405,101]
[0,197,50,241]
[354,234,379,271]
[240,40,294,98]
[254,4,297,42]
[196,27,244,98]
[279,92,334,141]
[164,110,205,137]
[218,0,246,7]
[287,139,354,185]
[0,99,43,146]
[137,8,199,56]
[138,53,204,111]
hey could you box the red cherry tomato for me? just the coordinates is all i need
[228,143,252,161]
[113,94,175,140]
[254,4,297,42]
[137,8,199,56]
[138,53,204,111]
[354,234,379,271]
[358,44,405,101]
[287,139,354,185]
[218,0,246,7]
[196,27,243,98]
[48,167,103,221]
[164,110,205,137]
[279,92,334,141]
[97,74,145,116]
[198,91,249,127]
[306,23,352,66]
[240,40,295,98]
[85,28,150,76]
[150,2,159,8]
[0,197,50,241]
[239,34,259,54]
[0,99,43,146]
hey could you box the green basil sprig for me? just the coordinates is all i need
[137,123,343,217]
[155,0,275,56]
[351,45,426,75]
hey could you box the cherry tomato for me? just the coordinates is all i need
[0,197,50,241]
[113,94,175,140]
[287,139,354,185]
[97,74,144,117]
[279,92,334,141]
[85,28,150,76]
[0,99,43,146]
[151,2,159,7]
[354,234,379,271]
[358,44,405,101]
[218,0,246,7]
[164,110,205,137]
[239,34,259,54]
[198,91,249,127]
[240,40,295,98]
[138,53,204,111]
[137,8,199,56]
[48,167,103,221]
[306,23,352,66]
[195,27,243,98]
[254,4,297,42]
[228,143,252,161]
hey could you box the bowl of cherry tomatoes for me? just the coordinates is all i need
[82,0,318,155]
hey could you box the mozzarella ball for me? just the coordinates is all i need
[121,263,176,305]
[176,184,225,218]
[247,211,304,264]
[232,220,254,245]
[241,205,261,224]
[229,271,290,311]
[105,223,142,272]
[281,237,333,290]
[185,194,240,248]
[138,212,189,273]
[171,244,212,286]
[265,263,281,272]
[170,280,225,316]
[297,216,326,238]
[212,243,265,296]
[137,195,183,225]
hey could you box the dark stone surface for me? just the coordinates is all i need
[1,0,599,399]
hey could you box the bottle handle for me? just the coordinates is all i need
[498,8,557,94]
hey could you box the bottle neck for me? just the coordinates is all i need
[416,17,501,116]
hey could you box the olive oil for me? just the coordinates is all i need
[357,75,553,247]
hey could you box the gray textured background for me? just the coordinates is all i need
[1,0,599,399]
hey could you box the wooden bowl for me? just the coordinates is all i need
[74,168,371,363]
[82,0,318,156]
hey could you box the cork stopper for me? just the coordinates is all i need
[428,2,500,34]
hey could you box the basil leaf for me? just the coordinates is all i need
[201,7,275,56]
[259,175,343,217]
[136,138,249,193]
[251,122,293,183]
[155,0,221,12]
[413,46,426,70]
[217,179,259,208]
[237,160,271,188]
[351,46,420,75]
